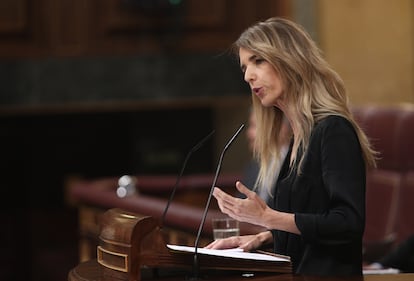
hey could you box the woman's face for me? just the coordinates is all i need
[239,47,285,109]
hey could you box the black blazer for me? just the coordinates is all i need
[272,116,366,276]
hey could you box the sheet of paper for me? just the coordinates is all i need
[167,244,290,262]
[363,268,400,275]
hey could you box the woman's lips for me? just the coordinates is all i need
[253,87,263,97]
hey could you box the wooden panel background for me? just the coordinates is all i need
[0,0,292,57]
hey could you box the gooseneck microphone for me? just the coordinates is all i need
[191,124,245,279]
[161,130,215,227]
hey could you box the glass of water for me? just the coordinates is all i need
[212,217,240,240]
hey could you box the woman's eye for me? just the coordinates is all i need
[255,58,265,65]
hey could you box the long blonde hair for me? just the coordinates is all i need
[233,17,377,187]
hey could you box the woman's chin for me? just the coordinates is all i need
[260,100,274,107]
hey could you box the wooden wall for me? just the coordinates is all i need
[317,0,414,105]
[0,0,291,58]
[2,0,412,105]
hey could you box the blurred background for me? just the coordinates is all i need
[0,0,412,280]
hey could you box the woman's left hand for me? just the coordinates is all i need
[213,181,269,226]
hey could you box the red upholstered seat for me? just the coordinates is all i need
[351,105,369,127]
[394,172,414,245]
[364,170,401,243]
[352,105,414,261]
[361,106,402,171]
[396,109,414,172]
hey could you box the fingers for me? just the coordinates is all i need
[235,181,254,197]
[204,236,240,250]
[212,187,236,215]
[236,181,261,203]
[204,239,219,249]
[239,240,256,252]
[213,182,264,222]
[204,235,261,252]
[236,181,267,210]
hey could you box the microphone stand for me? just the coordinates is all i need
[151,130,214,280]
[191,124,245,280]
[161,130,215,227]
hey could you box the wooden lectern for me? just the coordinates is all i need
[69,208,292,281]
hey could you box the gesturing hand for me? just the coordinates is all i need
[213,181,269,227]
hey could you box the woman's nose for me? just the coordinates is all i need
[244,67,255,83]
